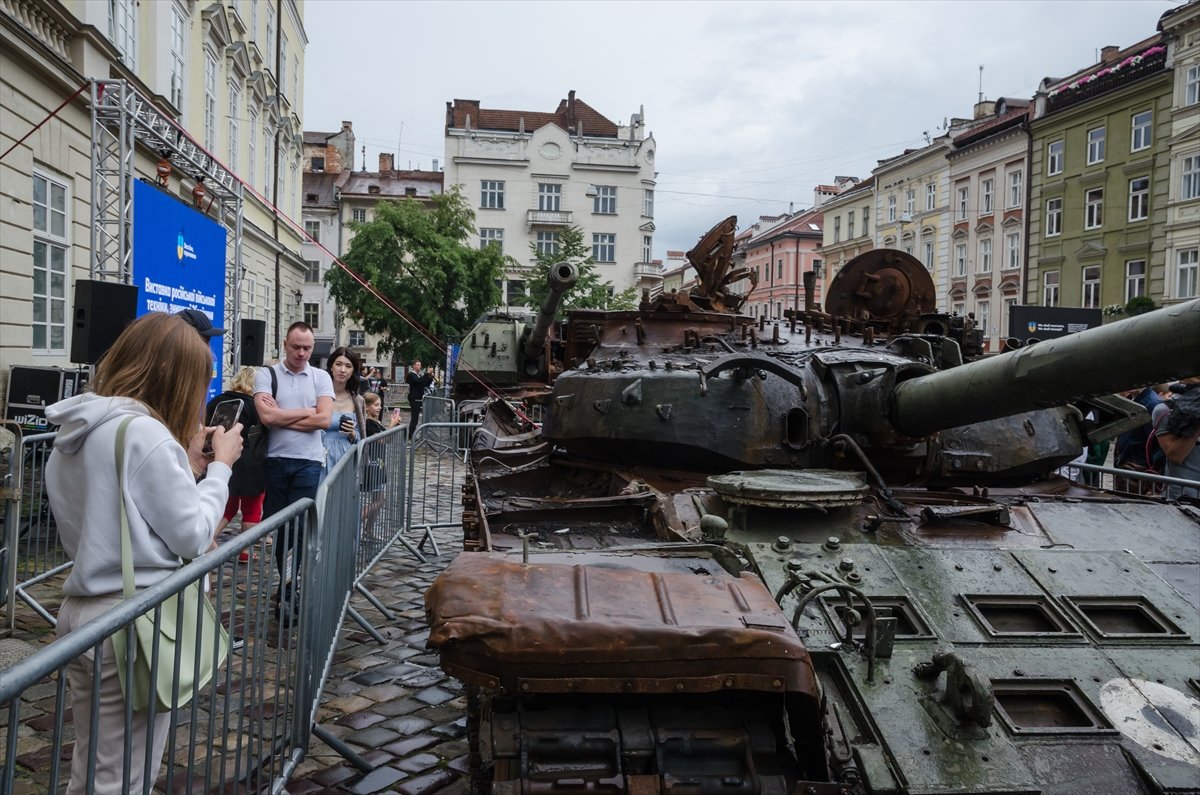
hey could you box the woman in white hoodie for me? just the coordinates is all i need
[45,312,242,795]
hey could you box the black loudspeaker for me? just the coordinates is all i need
[69,279,138,364]
[239,318,267,366]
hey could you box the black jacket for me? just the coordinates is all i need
[405,370,434,405]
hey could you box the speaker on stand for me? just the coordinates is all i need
[69,280,138,365]
[239,318,267,366]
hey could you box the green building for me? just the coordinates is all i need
[1027,37,1171,312]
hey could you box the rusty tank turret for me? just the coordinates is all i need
[426,218,1200,795]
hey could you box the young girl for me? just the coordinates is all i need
[323,346,366,477]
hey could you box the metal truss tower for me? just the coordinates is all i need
[89,79,246,366]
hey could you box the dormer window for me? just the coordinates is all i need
[368,185,380,195]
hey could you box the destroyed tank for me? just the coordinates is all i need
[426,217,1200,795]
[452,262,578,401]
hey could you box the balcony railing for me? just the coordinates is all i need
[633,261,663,278]
[1046,50,1167,113]
[526,209,573,228]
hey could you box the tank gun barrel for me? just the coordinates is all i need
[892,298,1200,437]
[524,262,579,360]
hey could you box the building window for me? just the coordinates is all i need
[262,122,273,196]
[1125,260,1146,302]
[304,220,320,242]
[1128,177,1149,222]
[954,243,966,276]
[279,31,288,90]
[170,3,187,107]
[250,0,258,37]
[1087,127,1106,165]
[643,189,654,217]
[348,330,366,347]
[265,3,275,63]
[956,185,969,220]
[976,299,990,334]
[926,181,936,211]
[952,301,965,316]
[536,231,559,257]
[777,259,784,279]
[1008,170,1023,208]
[260,280,271,320]
[905,188,915,216]
[1130,111,1152,153]
[593,185,617,214]
[32,172,69,352]
[887,195,896,222]
[351,208,367,223]
[108,0,137,69]
[923,239,934,268]
[247,107,258,188]
[847,211,855,239]
[1085,188,1104,230]
[311,156,325,173]
[1044,271,1060,307]
[537,183,561,212]
[833,216,841,243]
[1046,197,1063,236]
[481,180,505,209]
[1082,266,1101,309]
[1182,155,1200,201]
[303,302,320,329]
[1187,65,1200,106]
[292,54,300,103]
[227,83,240,173]
[1005,232,1021,270]
[506,280,527,306]
[642,235,652,263]
[980,178,994,215]
[303,260,320,283]
[862,206,869,236]
[203,51,218,151]
[480,228,503,252]
[1178,248,1199,298]
[1047,140,1064,176]
[592,233,615,263]
[978,238,992,273]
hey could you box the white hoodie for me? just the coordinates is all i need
[45,393,231,597]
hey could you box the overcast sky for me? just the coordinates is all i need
[303,0,1181,260]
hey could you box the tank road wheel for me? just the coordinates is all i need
[466,685,494,795]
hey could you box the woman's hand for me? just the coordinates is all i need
[209,423,244,468]
[187,426,214,478]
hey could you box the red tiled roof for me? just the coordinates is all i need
[446,91,620,138]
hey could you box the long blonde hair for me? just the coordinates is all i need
[92,313,214,446]
[229,366,258,395]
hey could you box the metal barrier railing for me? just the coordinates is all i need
[1,500,317,794]
[405,421,479,562]
[1061,462,1200,499]
[2,433,62,633]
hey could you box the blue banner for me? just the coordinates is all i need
[446,343,460,388]
[133,181,228,401]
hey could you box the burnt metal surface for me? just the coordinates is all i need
[425,220,1200,795]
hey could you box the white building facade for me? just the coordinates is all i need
[443,92,657,307]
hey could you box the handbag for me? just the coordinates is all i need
[110,416,230,711]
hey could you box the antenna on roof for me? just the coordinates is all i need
[978,64,984,104]
[361,144,366,172]
[397,121,404,161]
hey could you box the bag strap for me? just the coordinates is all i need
[114,415,137,600]
[270,364,278,398]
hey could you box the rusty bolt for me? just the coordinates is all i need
[772,679,782,688]
[838,557,855,572]
[1013,668,1025,677]
[723,677,734,688]
[773,536,792,552]
[786,558,805,571]
[846,572,862,585]
[824,537,841,551]
[675,682,684,691]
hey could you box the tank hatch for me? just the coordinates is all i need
[708,469,869,509]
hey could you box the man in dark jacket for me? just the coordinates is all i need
[405,361,435,437]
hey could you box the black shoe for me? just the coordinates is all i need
[274,598,300,625]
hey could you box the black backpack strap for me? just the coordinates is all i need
[269,364,278,397]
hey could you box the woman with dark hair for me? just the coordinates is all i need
[322,346,366,478]
[45,312,242,794]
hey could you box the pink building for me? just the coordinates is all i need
[741,209,825,318]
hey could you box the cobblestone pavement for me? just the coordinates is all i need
[285,519,470,795]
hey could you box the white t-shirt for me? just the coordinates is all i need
[254,362,335,462]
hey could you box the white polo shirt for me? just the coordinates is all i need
[254,362,335,462]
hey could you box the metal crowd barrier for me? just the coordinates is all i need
[405,421,479,562]
[2,432,63,633]
[1,500,317,794]
[1062,461,1200,499]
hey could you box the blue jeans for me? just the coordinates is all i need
[264,457,322,602]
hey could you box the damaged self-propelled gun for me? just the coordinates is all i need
[426,217,1200,795]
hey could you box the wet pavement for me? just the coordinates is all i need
[285,521,471,795]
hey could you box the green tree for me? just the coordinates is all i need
[325,186,504,363]
[526,226,638,311]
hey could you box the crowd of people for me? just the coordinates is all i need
[1115,377,1200,499]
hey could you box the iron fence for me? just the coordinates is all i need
[405,422,479,562]
[2,432,63,633]
[1061,461,1200,499]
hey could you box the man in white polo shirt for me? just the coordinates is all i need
[254,321,334,617]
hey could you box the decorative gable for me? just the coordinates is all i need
[1074,240,1107,259]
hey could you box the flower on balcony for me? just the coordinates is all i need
[1102,303,1125,318]
[1049,43,1165,98]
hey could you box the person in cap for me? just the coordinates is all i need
[175,308,225,339]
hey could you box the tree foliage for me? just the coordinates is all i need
[325,186,504,363]
[1124,295,1157,316]
[526,226,638,311]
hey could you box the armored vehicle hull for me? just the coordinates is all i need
[427,232,1200,795]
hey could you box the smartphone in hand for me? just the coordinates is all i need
[204,399,243,454]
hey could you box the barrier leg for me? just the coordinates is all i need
[354,583,395,620]
[345,605,387,645]
[311,724,375,772]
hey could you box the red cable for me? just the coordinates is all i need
[0,83,88,163]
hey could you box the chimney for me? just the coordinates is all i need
[341,120,352,132]
[973,100,996,119]
[1100,45,1120,63]
[379,152,394,173]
